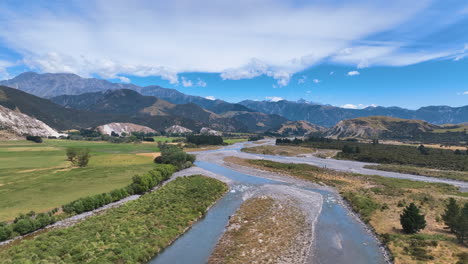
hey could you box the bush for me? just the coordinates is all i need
[13,218,36,235]
[0,224,12,241]
[400,203,426,234]
[66,147,90,167]
[155,145,196,169]
[26,135,42,143]
[186,135,223,145]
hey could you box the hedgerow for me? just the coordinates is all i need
[0,176,227,263]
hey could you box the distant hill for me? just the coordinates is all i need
[51,89,286,132]
[0,72,253,115]
[326,116,440,139]
[273,120,326,136]
[0,85,202,132]
[239,100,468,127]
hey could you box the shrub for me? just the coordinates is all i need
[400,203,426,234]
[13,218,36,235]
[186,135,223,145]
[26,135,42,143]
[155,145,196,169]
[0,224,12,241]
[66,147,90,167]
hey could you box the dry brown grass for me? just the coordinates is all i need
[225,156,468,264]
[380,140,467,151]
[208,196,308,264]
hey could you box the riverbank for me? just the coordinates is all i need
[226,157,468,264]
[0,176,228,263]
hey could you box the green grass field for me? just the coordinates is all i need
[0,139,160,221]
[224,138,248,144]
[153,136,183,142]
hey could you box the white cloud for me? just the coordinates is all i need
[196,78,207,87]
[0,0,452,84]
[297,75,307,84]
[454,44,468,61]
[118,76,130,83]
[341,103,377,109]
[462,91,468,95]
[181,77,193,87]
[265,96,284,102]
[347,70,360,76]
[205,96,216,100]
[329,71,334,75]
[313,78,320,83]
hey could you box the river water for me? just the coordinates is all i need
[149,147,388,264]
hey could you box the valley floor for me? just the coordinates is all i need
[0,139,159,221]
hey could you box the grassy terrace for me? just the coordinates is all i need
[226,157,468,264]
[364,164,468,182]
[241,145,315,156]
[0,175,227,263]
[0,139,159,221]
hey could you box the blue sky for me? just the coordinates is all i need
[0,0,468,109]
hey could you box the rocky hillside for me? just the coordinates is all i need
[239,100,468,127]
[0,105,61,137]
[326,116,440,139]
[273,120,326,136]
[96,123,156,136]
[165,125,193,134]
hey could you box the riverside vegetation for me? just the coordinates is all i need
[0,142,195,242]
[226,157,468,264]
[0,175,228,263]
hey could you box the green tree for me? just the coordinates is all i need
[400,203,426,234]
[442,198,460,232]
[454,203,468,245]
[66,147,78,162]
[0,224,11,241]
[70,148,90,167]
[418,144,429,155]
[13,218,35,235]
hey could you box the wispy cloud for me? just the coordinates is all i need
[265,96,284,102]
[313,79,320,83]
[0,0,466,84]
[298,75,307,84]
[205,96,216,100]
[196,78,207,87]
[118,76,130,83]
[347,71,360,76]
[181,77,193,87]
[341,103,377,109]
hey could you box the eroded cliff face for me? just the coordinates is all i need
[96,122,156,136]
[0,105,62,137]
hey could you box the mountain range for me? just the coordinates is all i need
[239,100,468,127]
[1,72,468,133]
